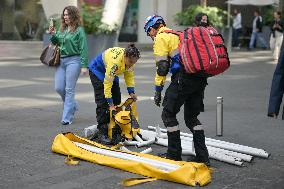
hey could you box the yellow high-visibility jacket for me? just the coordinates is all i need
[88,47,135,105]
[153,26,181,91]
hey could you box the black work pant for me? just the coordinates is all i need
[161,72,207,132]
[89,71,121,129]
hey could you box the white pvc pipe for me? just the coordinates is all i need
[147,126,270,158]
[180,138,252,162]
[73,142,180,172]
[141,130,245,166]
[154,137,244,166]
[182,149,243,166]
[83,125,98,138]
[120,146,132,152]
[134,135,144,143]
[123,140,140,146]
[180,137,253,162]
[140,147,153,154]
[136,138,156,148]
[157,133,168,139]
[181,135,269,159]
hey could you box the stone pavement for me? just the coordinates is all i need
[0,41,284,189]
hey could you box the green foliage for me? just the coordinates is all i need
[175,5,228,28]
[80,4,118,35]
[262,6,274,26]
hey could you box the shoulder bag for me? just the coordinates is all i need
[40,44,60,67]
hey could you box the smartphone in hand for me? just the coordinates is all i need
[49,18,55,34]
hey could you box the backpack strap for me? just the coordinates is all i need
[162,29,182,36]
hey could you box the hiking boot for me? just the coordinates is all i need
[193,130,210,166]
[96,124,112,145]
[158,152,182,161]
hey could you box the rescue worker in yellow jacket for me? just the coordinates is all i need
[88,44,140,144]
[144,14,210,166]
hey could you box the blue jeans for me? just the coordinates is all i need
[249,31,268,49]
[55,56,81,123]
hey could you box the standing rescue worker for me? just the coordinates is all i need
[88,44,140,144]
[144,14,210,166]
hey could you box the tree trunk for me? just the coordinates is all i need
[101,0,128,29]
[200,0,207,7]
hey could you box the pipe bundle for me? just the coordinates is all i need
[140,126,270,166]
[83,125,270,166]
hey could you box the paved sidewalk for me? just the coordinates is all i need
[0,41,283,189]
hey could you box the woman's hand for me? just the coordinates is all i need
[80,68,88,76]
[129,93,137,101]
[48,26,56,34]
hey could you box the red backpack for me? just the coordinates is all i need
[164,26,230,76]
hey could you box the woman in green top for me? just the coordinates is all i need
[49,6,88,125]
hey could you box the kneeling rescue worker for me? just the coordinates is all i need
[144,14,210,166]
[88,44,140,144]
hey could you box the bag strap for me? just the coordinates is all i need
[162,29,182,36]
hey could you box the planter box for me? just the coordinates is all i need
[43,33,51,48]
[87,32,118,62]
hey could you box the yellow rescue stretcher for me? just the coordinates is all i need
[51,132,211,187]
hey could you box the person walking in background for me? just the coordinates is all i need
[232,9,242,49]
[267,39,284,120]
[249,10,268,50]
[269,11,284,62]
[143,14,210,166]
[49,6,88,125]
[88,44,140,144]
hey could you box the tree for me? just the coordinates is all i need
[200,0,207,7]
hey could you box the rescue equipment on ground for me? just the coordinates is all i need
[51,132,211,187]
[142,126,270,166]
[84,124,270,166]
[108,98,141,144]
[163,27,230,76]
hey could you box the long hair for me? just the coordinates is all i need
[60,6,81,32]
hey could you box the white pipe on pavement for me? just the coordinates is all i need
[154,137,244,166]
[180,136,253,162]
[140,147,153,154]
[123,140,140,146]
[147,126,270,158]
[136,138,156,148]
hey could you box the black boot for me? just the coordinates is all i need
[191,130,210,166]
[97,124,112,145]
[159,130,182,161]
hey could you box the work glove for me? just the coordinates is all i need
[154,91,162,107]
[111,109,117,119]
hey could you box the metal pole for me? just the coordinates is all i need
[216,97,223,136]
[226,2,232,53]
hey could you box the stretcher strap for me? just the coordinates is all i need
[122,177,157,186]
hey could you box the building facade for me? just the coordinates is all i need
[0,0,282,43]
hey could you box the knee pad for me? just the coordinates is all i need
[156,60,170,76]
[162,111,178,128]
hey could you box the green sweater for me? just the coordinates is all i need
[50,26,88,68]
